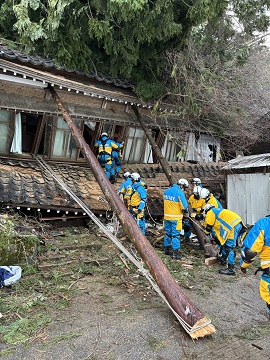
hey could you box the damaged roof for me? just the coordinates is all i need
[0,158,226,218]
[222,153,270,170]
[0,44,134,90]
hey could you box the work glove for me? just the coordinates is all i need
[182,210,190,219]
[132,208,141,215]
[210,235,219,245]
[195,214,204,221]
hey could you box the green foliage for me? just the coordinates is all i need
[135,79,165,101]
[0,313,51,344]
[0,0,269,101]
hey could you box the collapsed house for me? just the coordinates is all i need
[0,43,226,339]
[0,44,226,218]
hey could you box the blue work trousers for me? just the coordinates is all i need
[221,222,243,265]
[98,154,113,179]
[164,219,181,251]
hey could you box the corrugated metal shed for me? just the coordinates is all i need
[222,154,270,225]
[222,153,270,170]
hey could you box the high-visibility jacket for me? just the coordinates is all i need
[206,194,223,210]
[129,182,147,212]
[205,208,243,245]
[188,194,206,214]
[94,136,120,157]
[118,178,132,200]
[163,184,188,221]
[240,217,270,270]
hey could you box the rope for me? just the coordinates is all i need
[33,155,212,335]
[145,202,160,226]
[98,195,120,234]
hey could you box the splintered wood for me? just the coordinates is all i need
[189,317,216,339]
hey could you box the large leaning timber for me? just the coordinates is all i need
[49,85,216,339]
[132,105,217,258]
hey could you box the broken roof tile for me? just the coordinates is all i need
[0,157,226,217]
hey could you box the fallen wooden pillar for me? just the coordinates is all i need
[132,105,173,186]
[188,215,217,258]
[132,105,217,259]
[49,86,215,338]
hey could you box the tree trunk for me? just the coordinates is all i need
[49,86,215,338]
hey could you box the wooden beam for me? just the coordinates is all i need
[132,105,173,186]
[132,106,217,258]
[49,85,215,338]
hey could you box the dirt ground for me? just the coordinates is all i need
[1,222,270,360]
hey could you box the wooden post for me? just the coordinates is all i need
[49,86,215,338]
[132,105,217,257]
[132,105,173,186]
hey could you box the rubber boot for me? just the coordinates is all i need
[110,175,116,184]
[219,264,235,275]
[216,252,227,266]
[164,246,172,256]
[182,237,190,244]
[172,249,182,261]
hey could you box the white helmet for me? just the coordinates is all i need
[203,204,214,213]
[191,177,201,185]
[177,178,189,189]
[124,172,131,178]
[101,132,108,137]
[193,186,202,196]
[200,188,210,200]
[131,172,140,182]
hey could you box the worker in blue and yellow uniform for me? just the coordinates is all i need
[199,188,223,210]
[163,178,189,260]
[189,186,206,214]
[183,185,206,242]
[195,188,224,260]
[111,141,124,179]
[117,172,132,208]
[191,178,203,188]
[128,172,147,235]
[203,205,246,275]
[94,132,123,183]
[240,216,270,318]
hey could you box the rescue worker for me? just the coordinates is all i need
[199,188,223,210]
[240,216,270,318]
[183,185,205,242]
[189,186,206,214]
[191,178,203,188]
[111,141,124,179]
[94,133,122,183]
[203,205,247,275]
[163,178,189,260]
[194,188,224,258]
[117,172,132,208]
[129,172,147,235]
